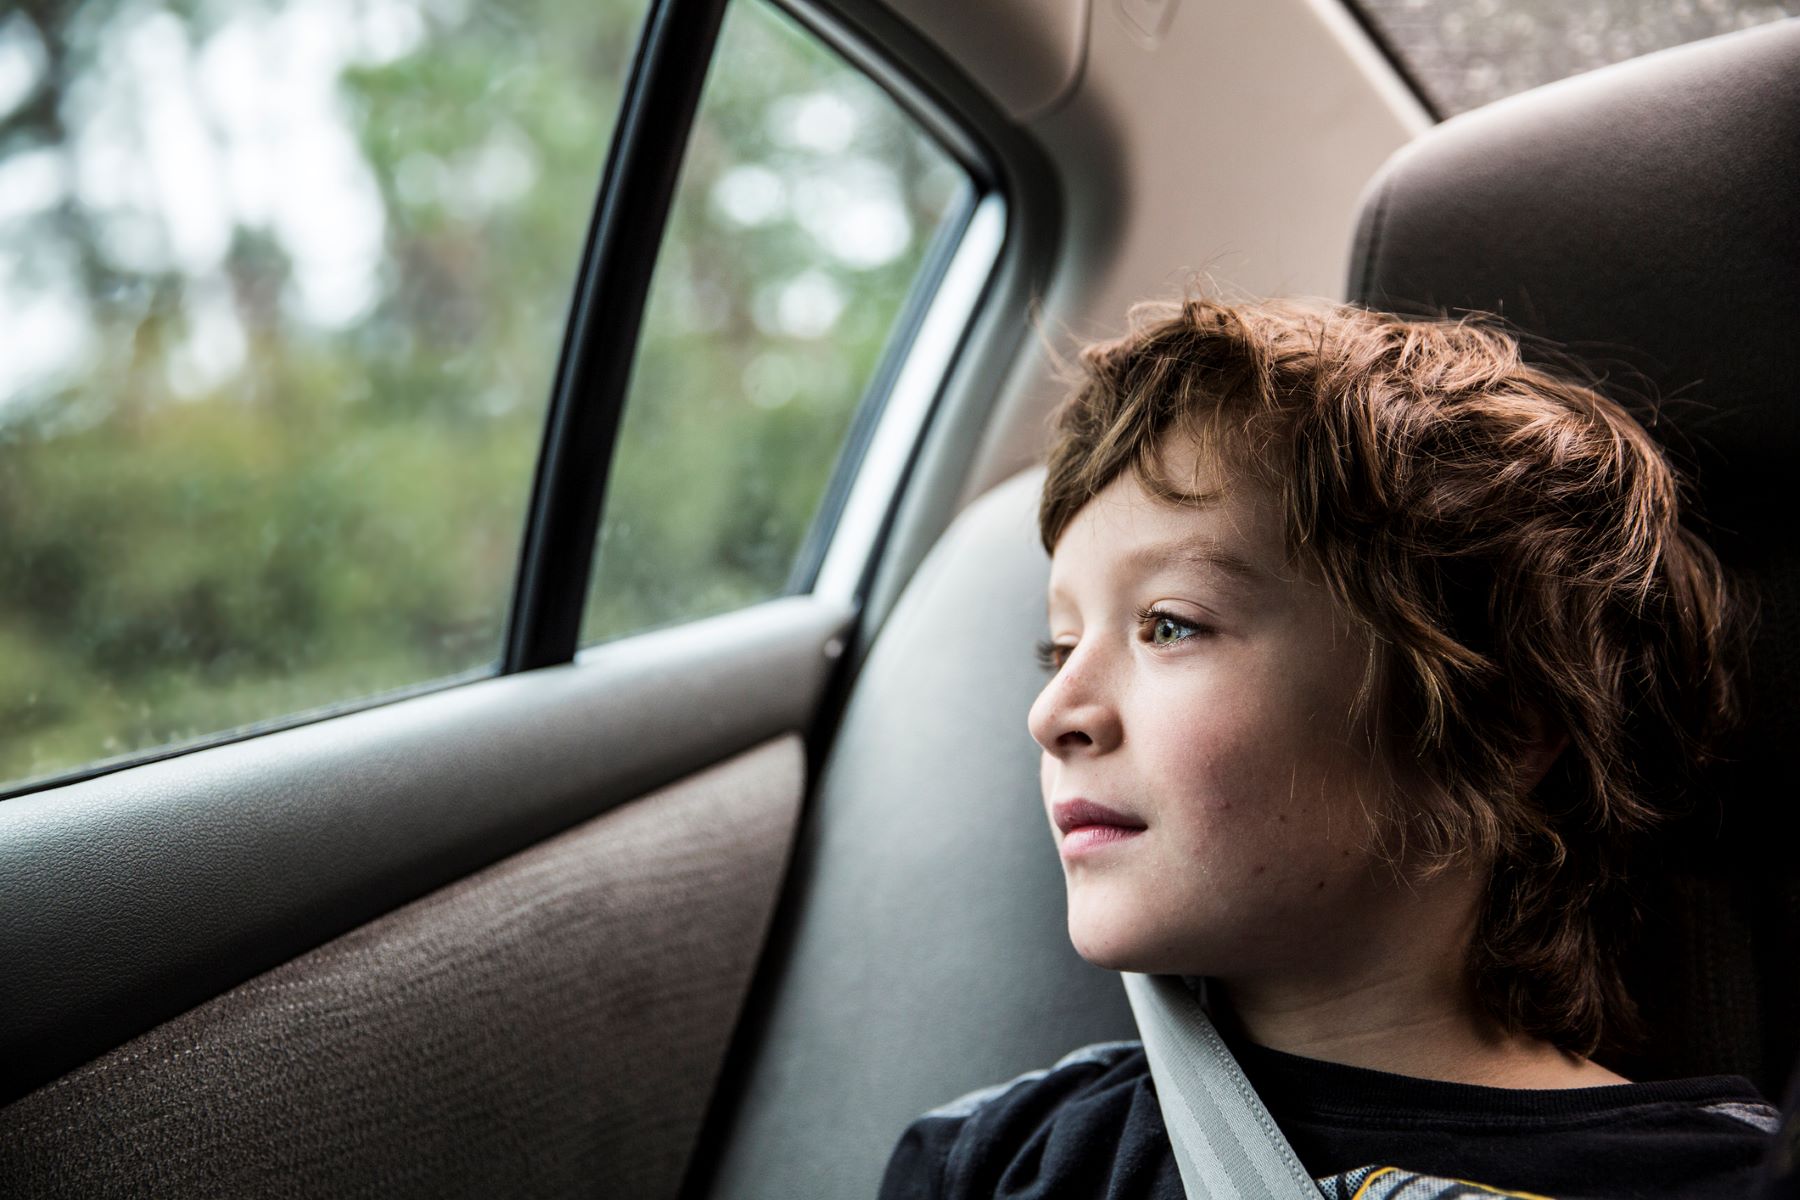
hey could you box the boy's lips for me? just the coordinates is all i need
[1053,799,1147,859]
[1052,799,1147,834]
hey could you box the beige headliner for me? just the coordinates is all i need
[881,0,1429,502]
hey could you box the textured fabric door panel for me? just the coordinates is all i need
[1,596,847,1105]
[0,736,803,1198]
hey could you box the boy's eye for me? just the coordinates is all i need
[1137,607,1207,647]
[1034,639,1070,674]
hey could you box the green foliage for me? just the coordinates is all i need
[0,0,965,788]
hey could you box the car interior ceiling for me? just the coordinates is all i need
[0,3,1794,1198]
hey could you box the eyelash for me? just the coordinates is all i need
[1136,606,1211,649]
[1034,607,1211,674]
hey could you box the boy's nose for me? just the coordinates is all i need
[1027,654,1123,757]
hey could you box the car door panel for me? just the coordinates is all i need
[0,595,848,1109]
[0,733,802,1197]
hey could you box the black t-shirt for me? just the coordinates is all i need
[879,1040,1779,1199]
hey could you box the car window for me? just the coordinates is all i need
[0,0,651,793]
[578,0,973,645]
[1352,0,1800,115]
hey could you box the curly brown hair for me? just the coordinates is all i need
[1038,296,1741,1057]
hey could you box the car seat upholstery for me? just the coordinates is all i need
[691,470,1137,1200]
[1348,19,1800,1096]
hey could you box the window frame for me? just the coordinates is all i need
[545,0,1016,656]
[721,0,1022,616]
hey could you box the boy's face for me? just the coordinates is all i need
[1030,436,1421,985]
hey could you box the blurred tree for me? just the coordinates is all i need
[0,0,965,787]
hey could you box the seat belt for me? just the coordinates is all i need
[1121,972,1321,1200]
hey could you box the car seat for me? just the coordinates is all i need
[1348,17,1800,1097]
[686,18,1800,1200]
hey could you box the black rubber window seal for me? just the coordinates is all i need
[504,0,733,673]
[1336,0,1444,123]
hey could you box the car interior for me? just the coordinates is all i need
[0,0,1795,1196]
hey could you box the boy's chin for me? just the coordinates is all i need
[1066,905,1182,975]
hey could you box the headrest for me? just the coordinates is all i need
[1347,20,1800,1092]
[1351,19,1800,569]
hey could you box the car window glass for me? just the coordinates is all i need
[1352,0,1800,115]
[0,0,650,792]
[579,0,972,645]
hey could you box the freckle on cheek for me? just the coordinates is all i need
[1252,864,1266,876]
[1316,881,1326,891]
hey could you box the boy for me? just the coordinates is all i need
[879,298,1779,1198]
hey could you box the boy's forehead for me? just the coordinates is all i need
[1046,472,1280,606]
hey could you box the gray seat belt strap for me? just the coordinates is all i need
[1121,972,1320,1200]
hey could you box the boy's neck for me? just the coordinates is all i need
[1196,854,1630,1090]
[1215,970,1628,1090]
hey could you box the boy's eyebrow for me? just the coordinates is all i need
[1124,538,1268,585]
[1047,537,1269,612]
